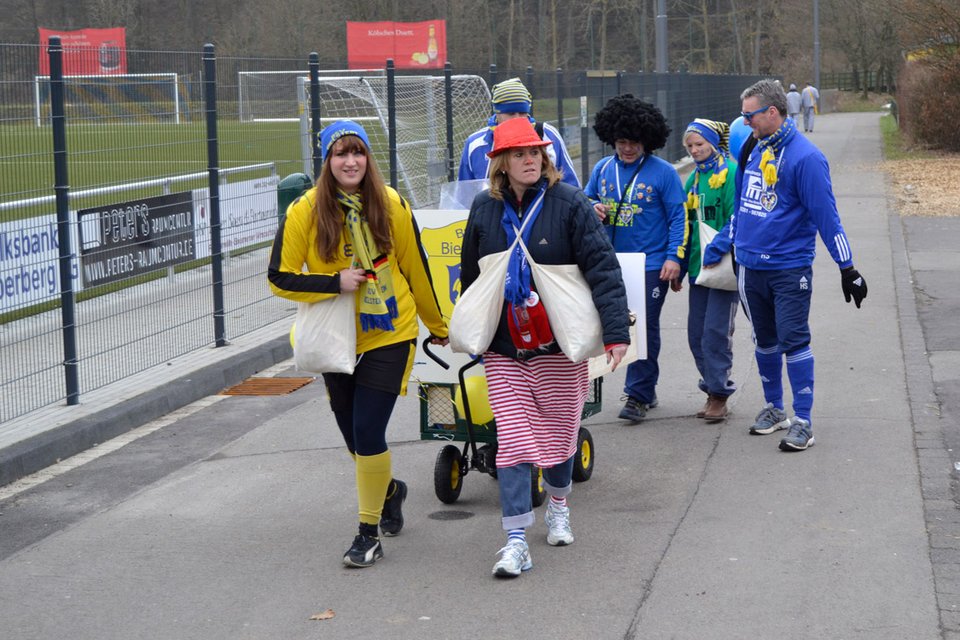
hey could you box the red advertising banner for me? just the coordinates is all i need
[38,28,127,76]
[346,21,446,70]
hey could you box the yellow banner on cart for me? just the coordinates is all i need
[411,209,471,383]
[416,217,466,319]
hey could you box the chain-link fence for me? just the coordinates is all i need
[0,39,765,427]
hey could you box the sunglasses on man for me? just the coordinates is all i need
[740,105,772,122]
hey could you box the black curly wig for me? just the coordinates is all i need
[593,94,671,152]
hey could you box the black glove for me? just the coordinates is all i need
[841,266,867,308]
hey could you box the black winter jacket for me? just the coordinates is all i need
[460,179,630,360]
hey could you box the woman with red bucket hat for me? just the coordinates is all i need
[458,117,631,578]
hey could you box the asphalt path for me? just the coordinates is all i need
[0,112,954,639]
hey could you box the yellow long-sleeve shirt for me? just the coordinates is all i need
[268,186,448,355]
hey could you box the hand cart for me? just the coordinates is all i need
[418,342,601,505]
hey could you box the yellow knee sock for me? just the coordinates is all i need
[355,451,392,526]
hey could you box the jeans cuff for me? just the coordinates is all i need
[502,511,535,531]
[543,479,572,498]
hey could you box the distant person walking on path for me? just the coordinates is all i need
[704,79,867,451]
[584,95,687,424]
[459,117,629,578]
[679,119,739,422]
[786,84,802,121]
[268,120,449,567]
[801,82,820,132]
[458,77,580,187]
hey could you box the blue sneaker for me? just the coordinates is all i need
[779,417,815,451]
[749,403,790,435]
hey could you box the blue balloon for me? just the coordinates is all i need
[729,116,751,159]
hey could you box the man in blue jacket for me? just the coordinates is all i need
[704,79,867,451]
[458,77,580,188]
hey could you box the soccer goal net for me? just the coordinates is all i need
[34,73,184,126]
[237,69,387,123]
[241,71,490,209]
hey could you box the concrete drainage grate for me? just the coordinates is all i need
[221,377,314,396]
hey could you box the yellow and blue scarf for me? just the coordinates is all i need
[756,117,797,190]
[339,190,398,332]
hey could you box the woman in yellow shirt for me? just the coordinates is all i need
[268,120,448,568]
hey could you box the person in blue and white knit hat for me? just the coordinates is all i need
[703,79,868,451]
[679,118,739,423]
[458,77,580,187]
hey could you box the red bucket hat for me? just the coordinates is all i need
[486,117,552,158]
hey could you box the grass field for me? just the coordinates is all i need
[0,119,307,222]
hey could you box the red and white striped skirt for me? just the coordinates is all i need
[483,352,589,468]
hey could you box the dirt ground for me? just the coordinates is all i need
[882,155,960,218]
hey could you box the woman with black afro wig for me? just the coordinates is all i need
[584,94,687,425]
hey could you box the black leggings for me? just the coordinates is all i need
[324,378,398,456]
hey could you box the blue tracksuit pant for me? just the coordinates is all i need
[624,270,670,404]
[739,266,816,421]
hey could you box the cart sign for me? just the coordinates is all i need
[38,28,127,76]
[347,20,446,69]
[78,192,195,287]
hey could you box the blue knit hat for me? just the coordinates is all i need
[491,77,532,114]
[319,120,371,163]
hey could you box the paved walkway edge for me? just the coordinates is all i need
[0,335,291,487]
[888,206,960,637]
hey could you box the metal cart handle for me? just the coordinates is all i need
[422,340,450,370]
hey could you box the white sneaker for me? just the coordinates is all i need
[492,539,532,577]
[544,502,574,546]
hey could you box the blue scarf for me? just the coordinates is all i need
[500,183,547,306]
[695,153,723,175]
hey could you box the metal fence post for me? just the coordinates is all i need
[202,43,226,347]
[526,65,534,98]
[309,52,322,179]
[386,59,397,190]
[49,35,80,406]
[444,61,455,182]
[580,89,590,186]
[489,63,498,89]
[556,68,564,130]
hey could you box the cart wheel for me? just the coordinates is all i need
[434,445,464,504]
[531,466,546,507]
[572,427,595,482]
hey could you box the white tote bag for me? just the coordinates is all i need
[450,211,536,356]
[448,248,512,355]
[696,218,738,291]
[293,293,357,374]
[520,242,605,363]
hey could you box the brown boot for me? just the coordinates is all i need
[703,394,729,422]
[696,397,710,419]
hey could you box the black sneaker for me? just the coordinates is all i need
[618,395,657,423]
[343,534,383,568]
[380,479,407,536]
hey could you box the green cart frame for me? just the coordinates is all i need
[418,343,601,505]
